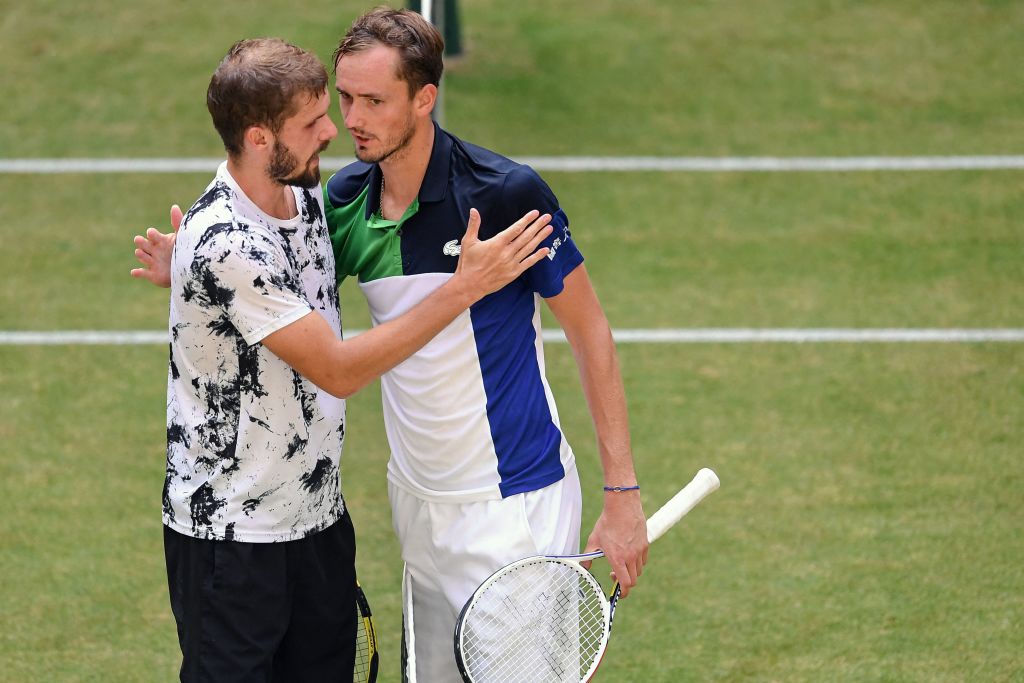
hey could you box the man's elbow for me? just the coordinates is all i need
[324,385,354,400]
[321,378,358,399]
[319,372,371,399]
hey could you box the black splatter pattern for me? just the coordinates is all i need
[167,422,190,449]
[283,433,308,460]
[162,469,176,525]
[247,413,272,431]
[164,174,344,542]
[168,343,180,381]
[299,456,333,494]
[241,484,282,516]
[192,375,240,474]
[184,183,230,223]
[291,371,317,426]
[190,482,227,532]
[238,340,268,399]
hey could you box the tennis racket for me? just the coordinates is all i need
[453,467,720,683]
[354,580,379,683]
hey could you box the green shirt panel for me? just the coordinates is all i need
[322,184,420,287]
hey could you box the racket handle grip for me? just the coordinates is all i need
[646,468,720,544]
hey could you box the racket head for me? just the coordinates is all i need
[454,555,612,683]
[354,581,379,683]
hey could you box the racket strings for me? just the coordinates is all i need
[354,614,373,681]
[354,586,378,683]
[459,560,609,682]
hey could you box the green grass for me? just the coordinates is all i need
[2,1,1023,156]
[1,0,1023,681]
[1,171,1021,331]
[449,0,1024,156]
[3,344,1022,681]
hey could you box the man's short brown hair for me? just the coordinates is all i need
[207,38,328,157]
[333,7,445,97]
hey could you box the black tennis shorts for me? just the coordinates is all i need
[164,513,357,682]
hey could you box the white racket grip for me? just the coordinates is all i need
[645,468,720,544]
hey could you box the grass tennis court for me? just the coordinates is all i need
[1,1,1022,681]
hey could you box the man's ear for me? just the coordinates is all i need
[243,125,273,154]
[414,84,437,118]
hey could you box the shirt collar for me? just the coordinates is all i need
[364,164,384,221]
[418,121,452,204]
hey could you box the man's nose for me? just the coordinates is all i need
[322,117,339,142]
[343,102,362,130]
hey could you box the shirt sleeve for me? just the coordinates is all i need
[192,223,313,346]
[502,165,584,298]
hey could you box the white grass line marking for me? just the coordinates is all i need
[609,329,1024,343]
[0,331,171,345]
[522,156,1024,172]
[2,329,1023,346]
[2,156,1024,174]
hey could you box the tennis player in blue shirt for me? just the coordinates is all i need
[132,8,648,681]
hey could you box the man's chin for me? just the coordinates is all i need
[278,169,321,189]
[354,147,383,164]
[293,173,322,189]
[279,160,323,188]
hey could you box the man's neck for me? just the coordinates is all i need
[379,122,435,220]
[226,157,297,221]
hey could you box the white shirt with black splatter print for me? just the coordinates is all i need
[164,162,345,543]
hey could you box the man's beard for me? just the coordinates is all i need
[354,115,416,164]
[268,139,328,189]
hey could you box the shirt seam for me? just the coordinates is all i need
[240,305,313,346]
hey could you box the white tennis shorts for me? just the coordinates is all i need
[390,463,582,683]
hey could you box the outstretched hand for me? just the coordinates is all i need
[454,208,553,300]
[130,204,182,288]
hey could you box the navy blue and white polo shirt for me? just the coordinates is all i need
[324,124,583,502]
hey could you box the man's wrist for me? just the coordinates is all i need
[442,274,479,309]
[603,484,640,492]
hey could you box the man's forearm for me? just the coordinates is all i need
[265,207,553,397]
[568,324,638,485]
[548,264,648,592]
[548,266,638,484]
[264,275,477,399]
[320,275,478,396]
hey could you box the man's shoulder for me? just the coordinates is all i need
[449,133,550,199]
[182,177,234,229]
[324,160,373,208]
[177,189,273,264]
[176,180,236,251]
[451,135,519,172]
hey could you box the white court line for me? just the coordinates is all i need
[2,156,1024,174]
[2,329,1023,345]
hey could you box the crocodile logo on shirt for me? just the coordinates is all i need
[443,240,461,256]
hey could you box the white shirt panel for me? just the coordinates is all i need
[361,273,506,501]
